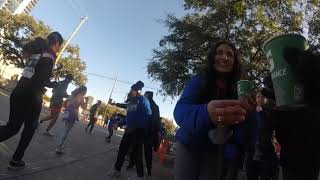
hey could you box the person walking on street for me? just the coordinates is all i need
[105,113,120,143]
[103,115,109,128]
[0,32,64,170]
[107,81,152,180]
[39,74,73,136]
[56,86,87,154]
[85,100,102,134]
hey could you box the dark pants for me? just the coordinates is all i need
[152,132,160,152]
[114,128,145,177]
[0,90,42,161]
[272,108,320,180]
[246,159,279,180]
[107,128,113,139]
[221,158,241,180]
[144,134,153,174]
[128,132,153,174]
[86,115,96,133]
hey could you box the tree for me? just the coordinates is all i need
[147,0,320,98]
[52,45,87,86]
[97,103,126,119]
[0,9,50,68]
[0,9,87,85]
[161,117,176,135]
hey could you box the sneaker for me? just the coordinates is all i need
[107,168,121,177]
[43,131,54,136]
[55,147,64,154]
[105,137,111,143]
[128,175,144,180]
[8,160,25,171]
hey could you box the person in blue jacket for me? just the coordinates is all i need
[174,40,249,180]
[105,113,121,143]
[107,81,152,179]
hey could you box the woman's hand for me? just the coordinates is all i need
[207,100,247,126]
[239,95,256,112]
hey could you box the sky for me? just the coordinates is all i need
[30,0,186,119]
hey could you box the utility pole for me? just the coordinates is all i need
[103,77,118,119]
[55,16,88,64]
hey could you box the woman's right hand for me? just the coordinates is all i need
[207,100,247,126]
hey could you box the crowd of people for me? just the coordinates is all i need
[0,31,319,180]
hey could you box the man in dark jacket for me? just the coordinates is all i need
[0,32,63,170]
[260,47,320,180]
[39,74,73,136]
[85,100,102,134]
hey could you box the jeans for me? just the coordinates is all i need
[58,121,75,148]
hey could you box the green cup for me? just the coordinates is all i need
[263,34,308,108]
[237,80,254,98]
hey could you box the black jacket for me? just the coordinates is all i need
[147,99,161,133]
[15,52,56,95]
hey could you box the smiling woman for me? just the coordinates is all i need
[173,40,249,180]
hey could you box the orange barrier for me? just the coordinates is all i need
[158,139,169,164]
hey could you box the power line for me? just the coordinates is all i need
[65,0,83,17]
[85,71,161,91]
[70,0,89,16]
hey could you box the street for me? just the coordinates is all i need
[0,91,173,180]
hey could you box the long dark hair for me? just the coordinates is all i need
[199,40,242,101]
[71,85,87,96]
[22,37,47,55]
[47,31,64,48]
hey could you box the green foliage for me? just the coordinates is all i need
[0,10,50,68]
[161,117,176,135]
[52,45,87,86]
[0,9,87,85]
[97,103,126,119]
[148,0,320,98]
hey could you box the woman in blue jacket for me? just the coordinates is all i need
[174,40,248,180]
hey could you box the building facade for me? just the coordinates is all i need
[0,0,39,15]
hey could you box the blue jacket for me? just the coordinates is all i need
[174,75,215,150]
[175,75,248,155]
[125,95,152,129]
[108,117,120,129]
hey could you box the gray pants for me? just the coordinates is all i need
[175,142,222,180]
[58,121,74,148]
